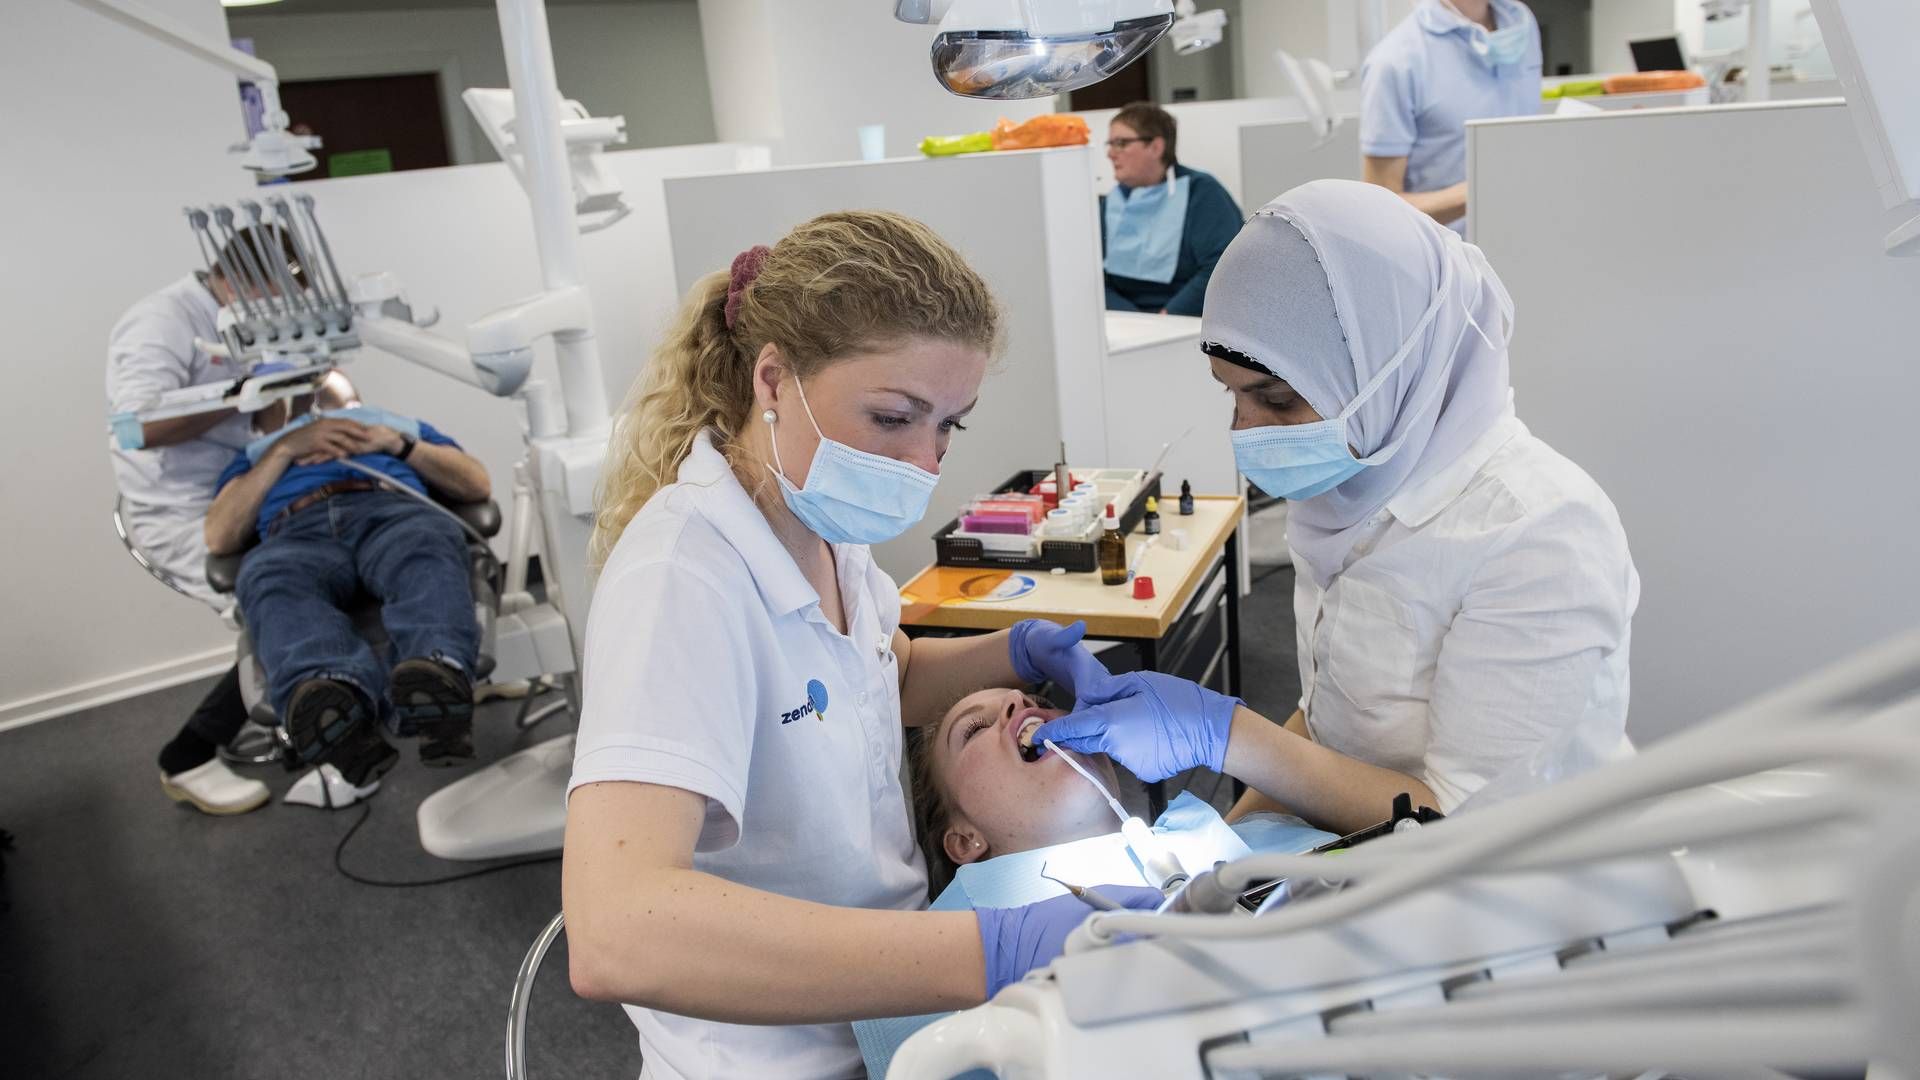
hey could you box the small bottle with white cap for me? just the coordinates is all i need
[1098,503,1127,586]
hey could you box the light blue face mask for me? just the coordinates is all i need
[1451,0,1528,68]
[767,380,940,546]
[1230,261,1453,502]
[1476,21,1529,66]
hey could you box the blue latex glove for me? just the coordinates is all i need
[975,886,1164,998]
[1007,619,1112,697]
[1007,618,1088,687]
[1030,670,1242,782]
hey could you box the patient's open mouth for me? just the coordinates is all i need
[1017,716,1045,762]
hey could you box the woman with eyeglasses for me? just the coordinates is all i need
[1100,101,1243,317]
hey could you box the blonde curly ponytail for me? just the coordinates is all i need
[592,211,1001,565]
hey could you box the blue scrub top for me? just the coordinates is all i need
[1360,0,1542,234]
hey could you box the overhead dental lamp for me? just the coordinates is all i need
[1168,0,1227,56]
[896,0,1176,99]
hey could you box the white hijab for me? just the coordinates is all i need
[1201,179,1516,586]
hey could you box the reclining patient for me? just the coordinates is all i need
[203,394,491,787]
[856,686,1339,1076]
[910,686,1335,892]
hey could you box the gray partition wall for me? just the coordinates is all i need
[1468,101,1920,740]
[1238,118,1362,211]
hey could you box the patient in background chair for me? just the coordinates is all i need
[203,390,492,787]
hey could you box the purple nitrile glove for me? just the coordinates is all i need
[1029,670,1241,782]
[974,885,1164,998]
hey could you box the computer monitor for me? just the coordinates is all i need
[1628,35,1688,72]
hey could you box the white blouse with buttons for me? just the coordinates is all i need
[1292,410,1640,812]
[571,430,924,1080]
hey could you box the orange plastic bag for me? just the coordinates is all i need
[1603,71,1705,94]
[990,114,1090,151]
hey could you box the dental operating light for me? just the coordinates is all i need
[898,0,1176,99]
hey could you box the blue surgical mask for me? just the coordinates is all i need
[768,380,940,546]
[1479,22,1529,66]
[1230,263,1452,502]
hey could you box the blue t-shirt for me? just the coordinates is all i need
[216,418,460,540]
[1360,0,1542,234]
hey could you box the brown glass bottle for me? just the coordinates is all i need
[1098,504,1127,586]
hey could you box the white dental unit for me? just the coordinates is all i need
[893,629,1920,1077]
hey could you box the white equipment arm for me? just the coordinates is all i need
[66,0,319,176]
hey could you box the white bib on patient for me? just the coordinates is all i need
[853,793,1255,1080]
[945,791,1249,908]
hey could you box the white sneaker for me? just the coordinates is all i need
[160,757,270,816]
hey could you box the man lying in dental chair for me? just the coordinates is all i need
[203,393,491,789]
[854,686,1342,1076]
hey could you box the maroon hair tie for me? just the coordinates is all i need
[724,245,771,330]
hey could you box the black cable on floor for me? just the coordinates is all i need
[333,800,558,888]
[1251,562,1292,586]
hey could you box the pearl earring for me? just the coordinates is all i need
[763,409,777,425]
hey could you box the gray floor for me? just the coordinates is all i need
[0,534,1298,1080]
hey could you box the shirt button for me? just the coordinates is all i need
[858,691,870,706]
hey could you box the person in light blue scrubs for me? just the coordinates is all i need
[1360,0,1542,234]
[1100,101,1244,316]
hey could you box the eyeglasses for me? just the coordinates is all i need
[1105,136,1151,149]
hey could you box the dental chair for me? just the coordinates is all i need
[112,495,279,765]
[505,910,568,1080]
[202,489,506,806]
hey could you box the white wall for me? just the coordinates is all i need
[1468,101,1920,741]
[660,148,1107,582]
[1237,0,1416,93]
[227,2,716,168]
[1591,0,1678,74]
[1,0,261,722]
[696,0,1051,166]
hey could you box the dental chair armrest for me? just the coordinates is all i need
[205,546,257,596]
[449,499,502,540]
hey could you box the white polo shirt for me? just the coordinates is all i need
[1294,410,1639,811]
[570,429,928,1080]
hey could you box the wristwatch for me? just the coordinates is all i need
[396,433,418,460]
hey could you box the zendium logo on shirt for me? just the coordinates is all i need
[780,679,831,724]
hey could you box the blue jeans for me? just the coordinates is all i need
[236,490,476,726]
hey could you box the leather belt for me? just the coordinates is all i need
[278,478,381,522]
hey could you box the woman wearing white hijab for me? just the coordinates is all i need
[1031,179,1638,833]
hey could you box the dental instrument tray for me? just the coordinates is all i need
[932,469,1161,574]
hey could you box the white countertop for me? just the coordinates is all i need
[1105,310,1204,354]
